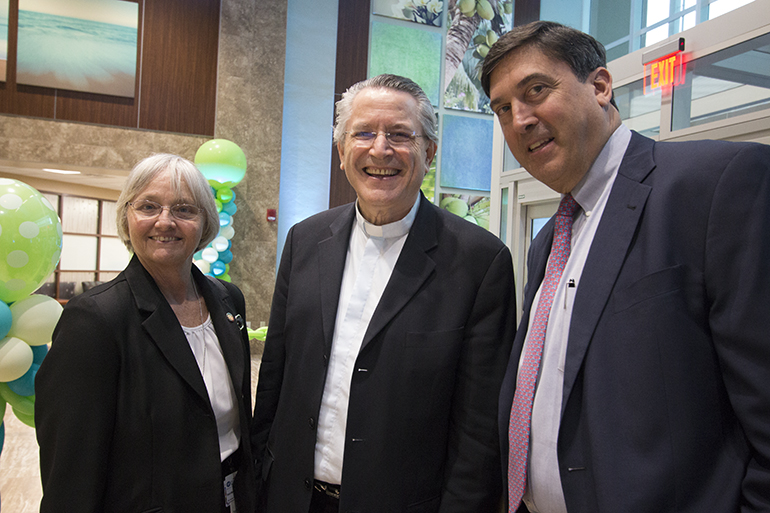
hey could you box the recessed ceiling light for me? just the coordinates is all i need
[42,168,81,175]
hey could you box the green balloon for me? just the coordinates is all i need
[13,406,35,428]
[216,187,234,203]
[194,139,247,188]
[0,382,34,416]
[0,179,63,303]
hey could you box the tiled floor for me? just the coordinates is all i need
[0,357,261,512]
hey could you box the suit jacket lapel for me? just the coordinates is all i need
[361,195,438,352]
[125,256,211,405]
[562,132,655,408]
[318,204,356,354]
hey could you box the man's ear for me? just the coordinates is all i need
[424,140,437,168]
[337,141,346,170]
[593,67,614,108]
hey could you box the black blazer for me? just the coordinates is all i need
[500,132,770,512]
[253,194,517,512]
[36,256,256,513]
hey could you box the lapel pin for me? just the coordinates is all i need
[227,312,235,322]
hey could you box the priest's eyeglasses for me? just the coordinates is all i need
[344,131,424,146]
[129,200,202,221]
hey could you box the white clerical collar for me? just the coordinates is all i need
[355,195,420,239]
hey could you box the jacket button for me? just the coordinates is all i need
[309,417,315,429]
[304,478,311,489]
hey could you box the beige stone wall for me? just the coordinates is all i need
[0,0,287,333]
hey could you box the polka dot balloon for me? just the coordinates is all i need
[0,179,63,303]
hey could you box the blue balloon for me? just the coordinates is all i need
[194,250,204,261]
[7,363,39,397]
[219,212,232,228]
[222,200,237,216]
[1,421,5,457]
[219,250,233,264]
[32,344,48,365]
[0,301,11,339]
[211,260,226,276]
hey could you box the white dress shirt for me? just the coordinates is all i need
[314,196,420,485]
[183,314,241,461]
[521,125,632,513]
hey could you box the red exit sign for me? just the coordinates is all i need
[645,53,686,94]
[643,38,686,95]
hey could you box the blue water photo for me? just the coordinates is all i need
[17,9,137,97]
[1,0,8,80]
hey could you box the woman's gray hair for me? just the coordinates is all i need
[116,153,219,252]
[332,74,438,145]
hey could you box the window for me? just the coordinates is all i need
[671,31,770,130]
[37,193,131,301]
[591,0,755,61]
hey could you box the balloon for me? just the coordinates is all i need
[201,247,219,264]
[215,199,223,213]
[211,261,226,276]
[193,259,211,274]
[194,250,204,261]
[222,199,237,216]
[13,407,35,428]
[0,382,34,416]
[8,294,63,346]
[0,301,11,339]
[7,363,38,397]
[218,212,232,228]
[0,395,6,419]
[194,139,247,189]
[0,336,34,382]
[212,236,229,253]
[216,188,233,203]
[0,420,4,456]
[219,249,233,264]
[31,343,48,365]
[0,179,63,303]
[220,225,235,240]
[219,273,231,283]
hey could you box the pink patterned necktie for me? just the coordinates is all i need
[508,193,579,510]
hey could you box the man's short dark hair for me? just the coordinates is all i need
[481,21,616,109]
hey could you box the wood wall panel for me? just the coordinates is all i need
[139,0,219,135]
[328,0,370,209]
[0,0,218,137]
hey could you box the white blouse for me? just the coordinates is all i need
[182,315,241,461]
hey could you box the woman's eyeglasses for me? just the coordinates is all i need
[129,200,201,221]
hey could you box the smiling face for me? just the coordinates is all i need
[337,87,437,225]
[489,46,618,193]
[127,171,203,276]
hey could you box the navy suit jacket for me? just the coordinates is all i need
[500,132,770,512]
[253,194,517,512]
[36,256,256,513]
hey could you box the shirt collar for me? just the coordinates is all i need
[570,124,632,215]
[354,195,420,239]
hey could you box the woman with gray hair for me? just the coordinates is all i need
[36,153,256,513]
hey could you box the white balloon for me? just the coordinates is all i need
[212,236,229,252]
[201,247,219,263]
[9,294,63,346]
[194,259,211,274]
[0,336,34,382]
[220,225,235,240]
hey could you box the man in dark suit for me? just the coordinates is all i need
[481,21,770,513]
[252,74,517,512]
